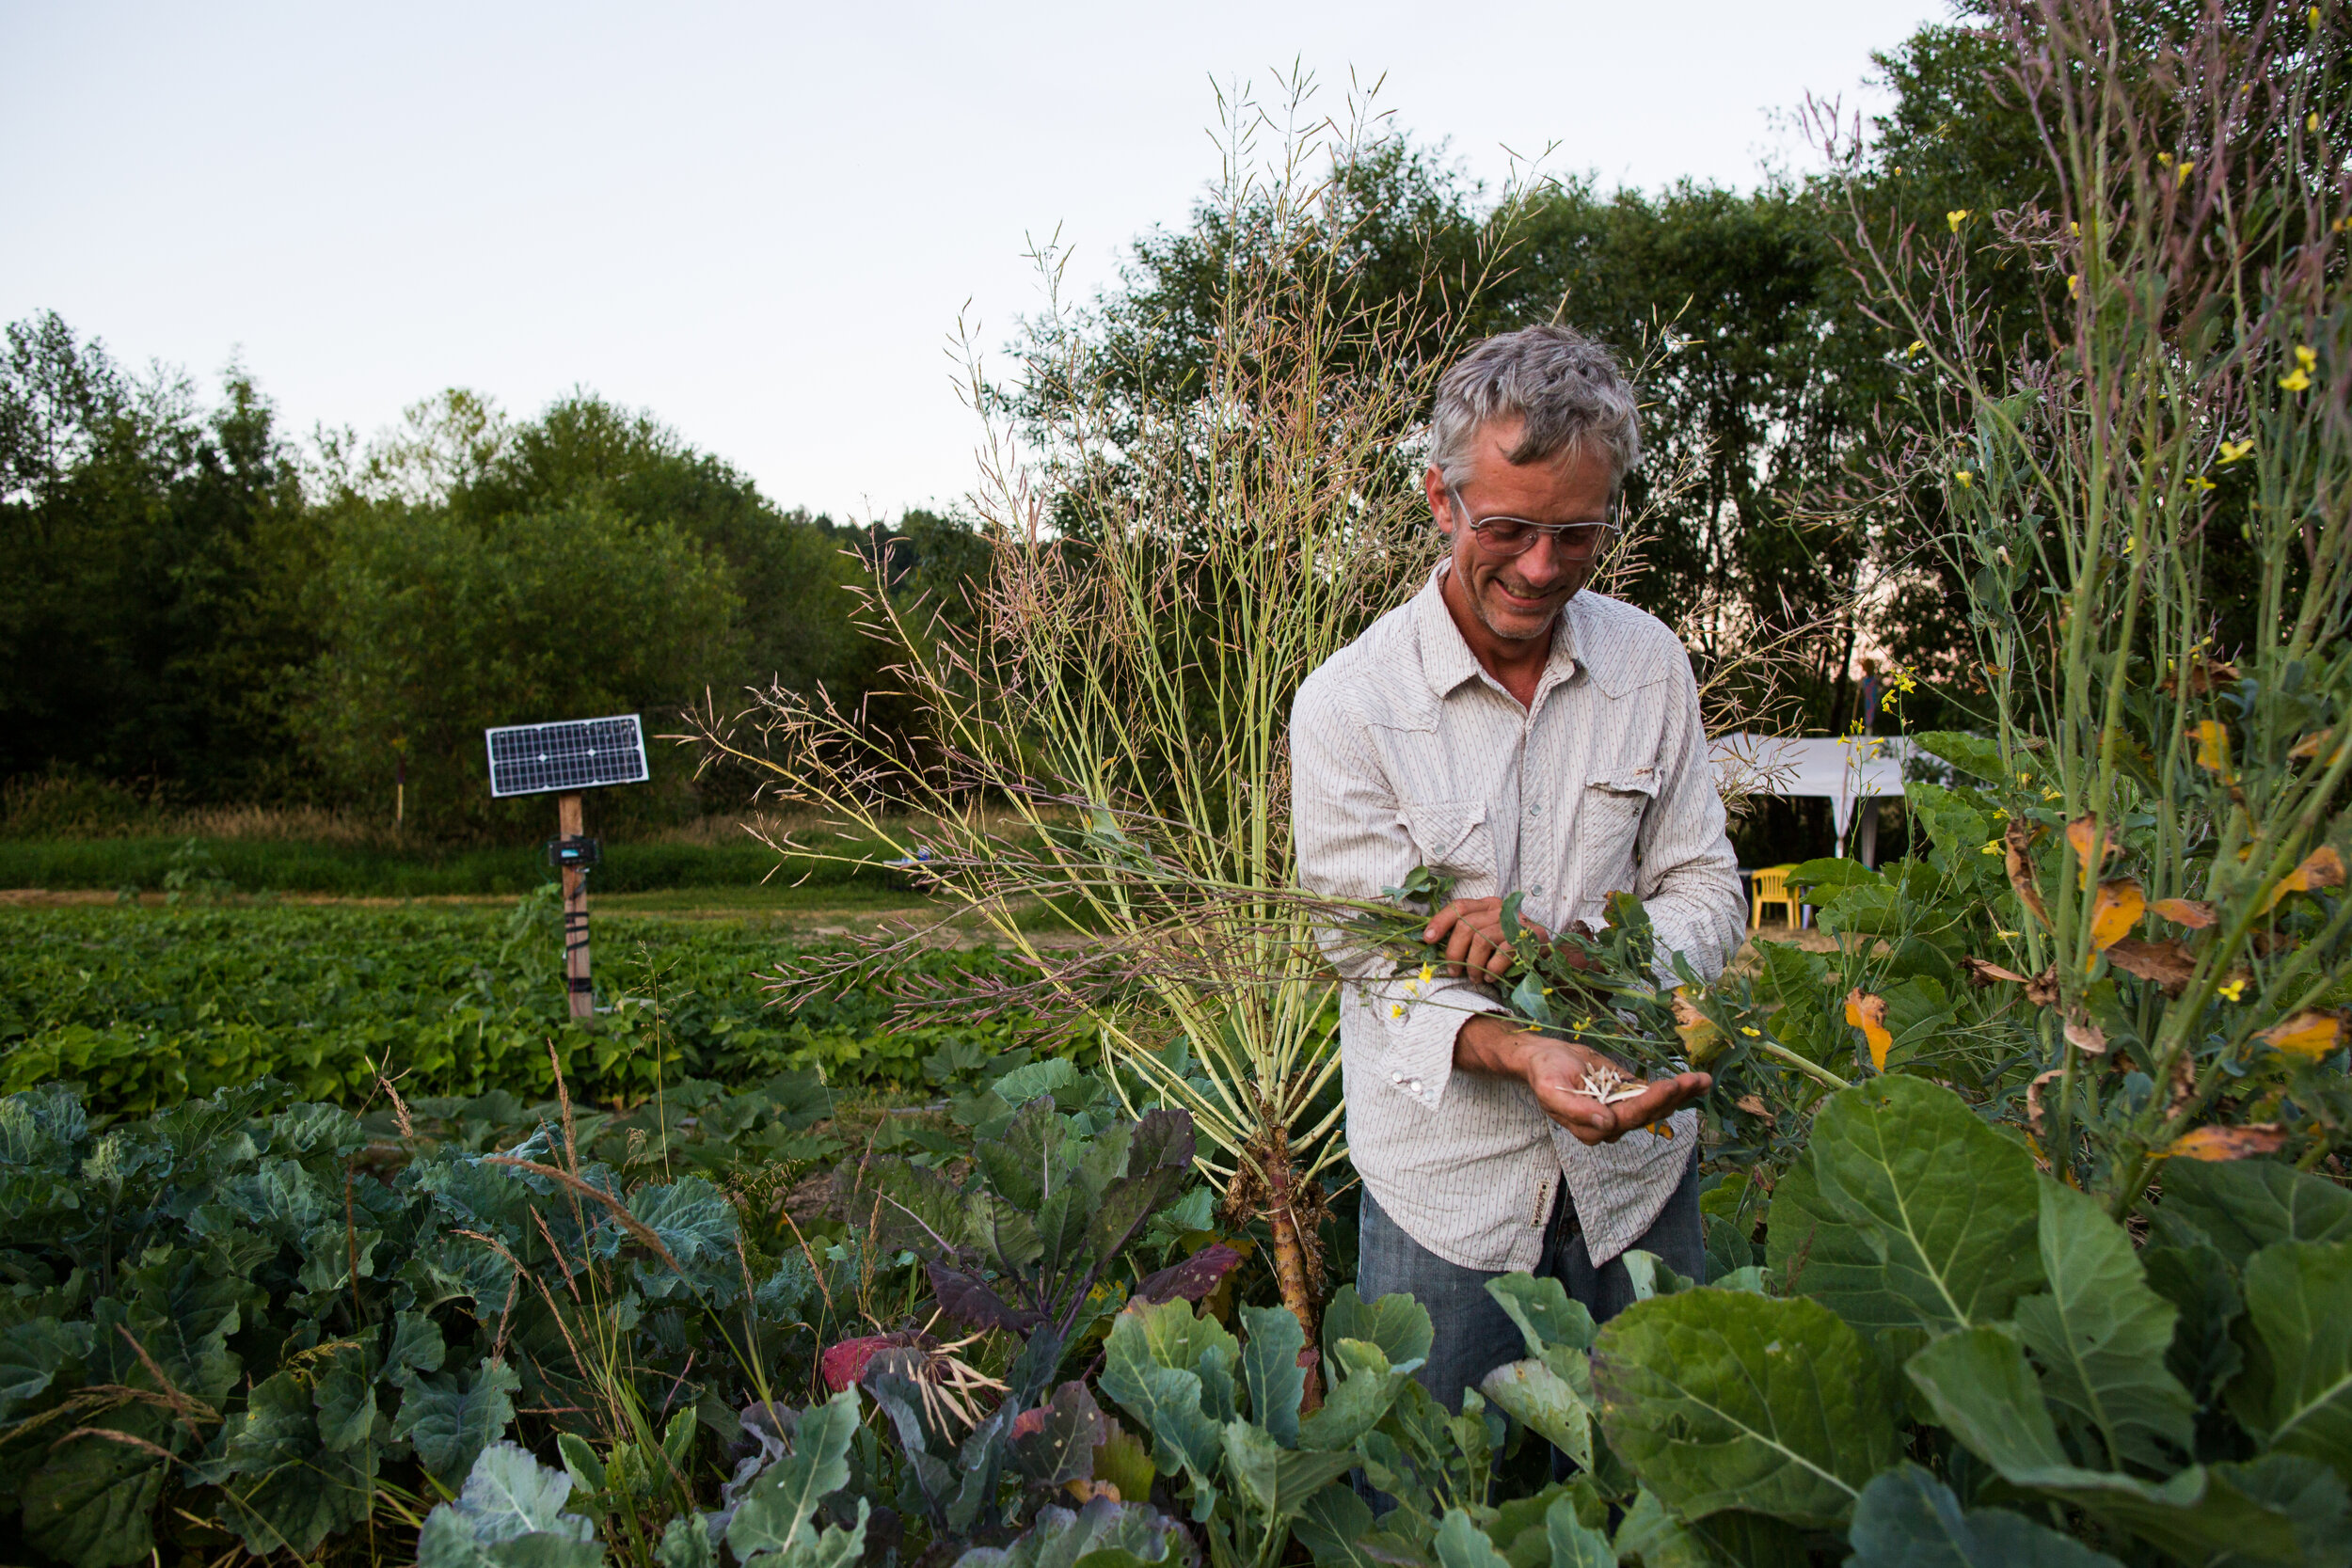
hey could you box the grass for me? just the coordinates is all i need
[0,832,907,897]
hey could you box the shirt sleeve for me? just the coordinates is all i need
[1291,679,1502,1111]
[1631,657,1750,988]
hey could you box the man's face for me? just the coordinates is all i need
[1426,419,1614,647]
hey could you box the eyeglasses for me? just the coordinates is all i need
[1445,484,1615,560]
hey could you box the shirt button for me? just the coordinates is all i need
[1391,1072,1405,1085]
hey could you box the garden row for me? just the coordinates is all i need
[0,897,1049,1114]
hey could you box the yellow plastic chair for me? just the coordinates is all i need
[1749,864,1804,929]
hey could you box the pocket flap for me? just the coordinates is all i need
[1588,767,1660,797]
[1398,798,1487,866]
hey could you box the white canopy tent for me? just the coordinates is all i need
[1709,733,1915,867]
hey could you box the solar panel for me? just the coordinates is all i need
[485,714,650,798]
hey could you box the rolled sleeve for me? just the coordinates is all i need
[1292,678,1499,1111]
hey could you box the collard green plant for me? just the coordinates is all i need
[1560,1075,2352,1563]
[1097,1294,1401,1568]
[0,1074,846,1568]
[851,1096,1201,1346]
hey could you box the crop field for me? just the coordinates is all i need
[0,895,1057,1116]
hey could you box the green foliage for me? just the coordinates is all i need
[0,1073,850,1568]
[1574,1077,2352,1562]
[853,1093,1199,1344]
[1098,1293,1407,1568]
[300,494,740,839]
[0,902,1054,1114]
[417,1443,604,1568]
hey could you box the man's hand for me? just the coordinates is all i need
[1454,1014,1708,1145]
[1424,899,1601,983]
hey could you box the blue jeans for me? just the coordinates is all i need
[1357,1150,1705,1412]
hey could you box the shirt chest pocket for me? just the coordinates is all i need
[1578,769,1657,886]
[1398,797,1497,890]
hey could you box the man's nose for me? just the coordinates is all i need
[1514,531,1571,586]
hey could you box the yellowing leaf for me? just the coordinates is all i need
[1845,988,1893,1072]
[2258,845,2346,915]
[2066,815,2120,887]
[2189,720,2233,780]
[2288,727,2340,763]
[2256,1010,2344,1062]
[2150,897,2217,928]
[2005,818,2053,932]
[2089,878,2146,952]
[2161,1124,2289,1162]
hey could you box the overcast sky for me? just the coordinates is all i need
[2,1,1945,520]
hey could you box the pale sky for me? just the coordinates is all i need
[2,1,1944,520]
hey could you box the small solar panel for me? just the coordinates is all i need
[485,714,650,798]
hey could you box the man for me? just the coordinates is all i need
[1292,324,1747,1411]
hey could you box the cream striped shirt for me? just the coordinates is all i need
[1293,565,1746,1271]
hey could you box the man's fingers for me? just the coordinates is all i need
[1540,1069,1711,1145]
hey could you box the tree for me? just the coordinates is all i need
[298,493,741,838]
[0,312,313,802]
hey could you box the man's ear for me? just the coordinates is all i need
[1424,465,1454,535]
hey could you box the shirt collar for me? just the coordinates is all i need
[1414,562,1589,702]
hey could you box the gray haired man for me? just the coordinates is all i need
[1292,325,1747,1410]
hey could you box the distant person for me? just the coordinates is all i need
[1857,658,1886,734]
[1292,325,1744,1412]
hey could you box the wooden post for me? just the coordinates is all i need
[558,792,593,1019]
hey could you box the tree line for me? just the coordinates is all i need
[4,3,2268,846]
[0,330,983,839]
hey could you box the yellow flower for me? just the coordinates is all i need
[2219,438,2255,464]
[2188,476,2216,492]
[2310,111,2323,131]
[1390,1004,1406,1020]
[1993,807,2010,820]
[2067,274,2080,297]
[1981,840,2004,856]
[1947,208,1972,232]
[1997,929,2021,940]
[1740,1026,1762,1037]
[2296,344,2318,370]
[2123,535,2138,552]
[2216,977,2247,1002]
[1905,339,1925,356]
[2018,771,2032,784]
[2176,159,2194,185]
[1419,963,1436,985]
[1954,467,1974,488]
[2312,5,2322,24]
[2042,787,2061,801]
[2281,367,2312,392]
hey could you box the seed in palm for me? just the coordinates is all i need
[1568,1064,1649,1104]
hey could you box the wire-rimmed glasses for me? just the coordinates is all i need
[1445,483,1616,560]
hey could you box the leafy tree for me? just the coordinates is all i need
[0,312,315,802]
[297,493,740,839]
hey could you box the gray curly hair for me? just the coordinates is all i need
[1428,324,1641,489]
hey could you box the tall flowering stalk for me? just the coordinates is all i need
[687,80,1537,1353]
[1819,0,2351,1207]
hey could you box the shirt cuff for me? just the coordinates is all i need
[1357,976,1505,1113]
